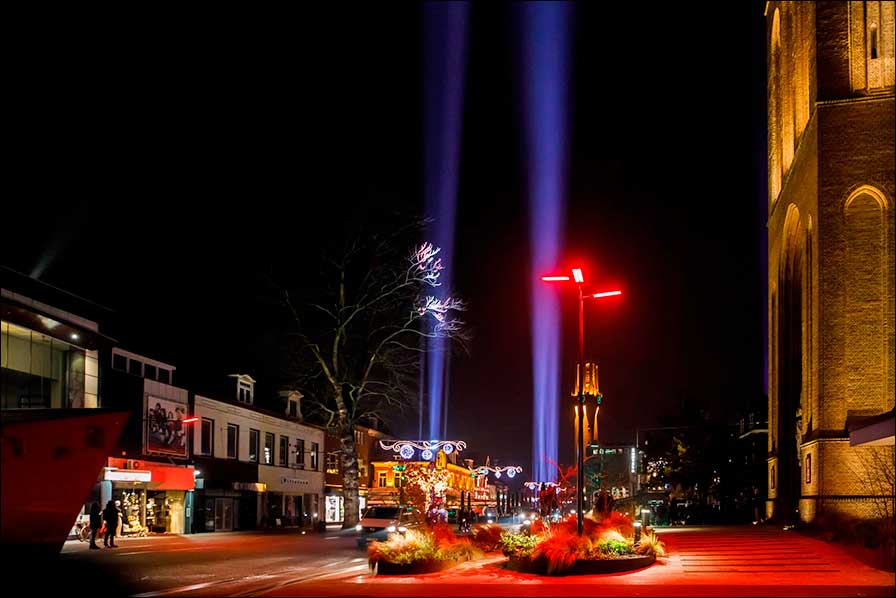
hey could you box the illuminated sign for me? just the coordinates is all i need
[233,482,267,492]
[281,477,310,487]
[104,469,151,482]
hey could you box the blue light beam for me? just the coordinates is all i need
[423,1,470,441]
[518,1,573,482]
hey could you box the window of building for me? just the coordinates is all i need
[128,359,143,377]
[200,418,214,456]
[227,424,239,459]
[249,429,260,462]
[264,432,274,465]
[311,442,319,470]
[296,438,305,468]
[805,454,811,484]
[144,364,157,381]
[158,369,170,384]
[326,452,339,473]
[279,435,288,466]
[871,23,879,59]
[237,379,253,404]
[377,471,387,487]
[112,353,127,371]
[288,400,298,418]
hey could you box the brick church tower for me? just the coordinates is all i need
[765,1,894,525]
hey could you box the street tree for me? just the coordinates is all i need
[276,228,468,528]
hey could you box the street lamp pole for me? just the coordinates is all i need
[541,267,621,536]
[576,281,585,537]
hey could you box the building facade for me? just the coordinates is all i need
[765,1,895,524]
[94,348,196,535]
[191,377,325,532]
[323,425,383,524]
[1,268,129,555]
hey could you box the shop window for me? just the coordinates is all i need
[279,435,288,466]
[296,438,305,468]
[377,471,387,487]
[311,442,319,471]
[249,429,260,462]
[200,418,214,456]
[264,432,274,465]
[144,364,157,381]
[112,353,127,371]
[227,424,239,459]
[158,369,170,384]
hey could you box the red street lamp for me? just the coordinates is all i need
[541,267,622,536]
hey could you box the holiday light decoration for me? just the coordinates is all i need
[470,465,523,479]
[379,439,467,460]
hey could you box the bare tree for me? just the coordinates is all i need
[276,230,468,528]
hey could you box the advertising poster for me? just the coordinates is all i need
[145,396,189,457]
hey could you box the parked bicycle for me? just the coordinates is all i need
[74,519,91,542]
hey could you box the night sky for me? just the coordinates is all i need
[4,2,768,476]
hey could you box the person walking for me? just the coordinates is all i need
[88,502,102,550]
[102,500,119,548]
[114,500,125,539]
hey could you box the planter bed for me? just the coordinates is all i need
[505,553,655,576]
[372,558,464,575]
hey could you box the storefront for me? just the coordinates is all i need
[258,466,323,529]
[95,458,195,535]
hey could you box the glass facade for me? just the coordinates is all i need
[1,320,96,409]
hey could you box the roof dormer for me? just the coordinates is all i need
[229,374,256,405]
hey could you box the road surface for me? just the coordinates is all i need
[40,525,893,597]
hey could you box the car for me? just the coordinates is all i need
[355,506,423,548]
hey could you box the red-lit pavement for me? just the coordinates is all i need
[50,525,894,597]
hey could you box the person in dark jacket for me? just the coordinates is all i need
[88,502,102,549]
[102,500,120,548]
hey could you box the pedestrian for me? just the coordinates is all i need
[115,499,125,539]
[88,502,102,550]
[103,500,119,547]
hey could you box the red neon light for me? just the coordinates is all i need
[541,276,570,281]
[182,417,200,423]
[572,268,584,283]
[592,291,622,298]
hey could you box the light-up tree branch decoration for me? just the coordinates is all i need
[275,225,471,529]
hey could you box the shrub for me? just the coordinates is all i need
[634,531,666,557]
[368,529,438,565]
[595,537,633,557]
[471,523,504,552]
[500,532,539,558]
[438,537,483,562]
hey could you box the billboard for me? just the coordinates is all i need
[145,395,188,457]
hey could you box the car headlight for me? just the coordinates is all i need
[522,519,531,526]
[386,525,396,532]
[397,526,407,533]
[487,519,493,524]
[355,524,363,532]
